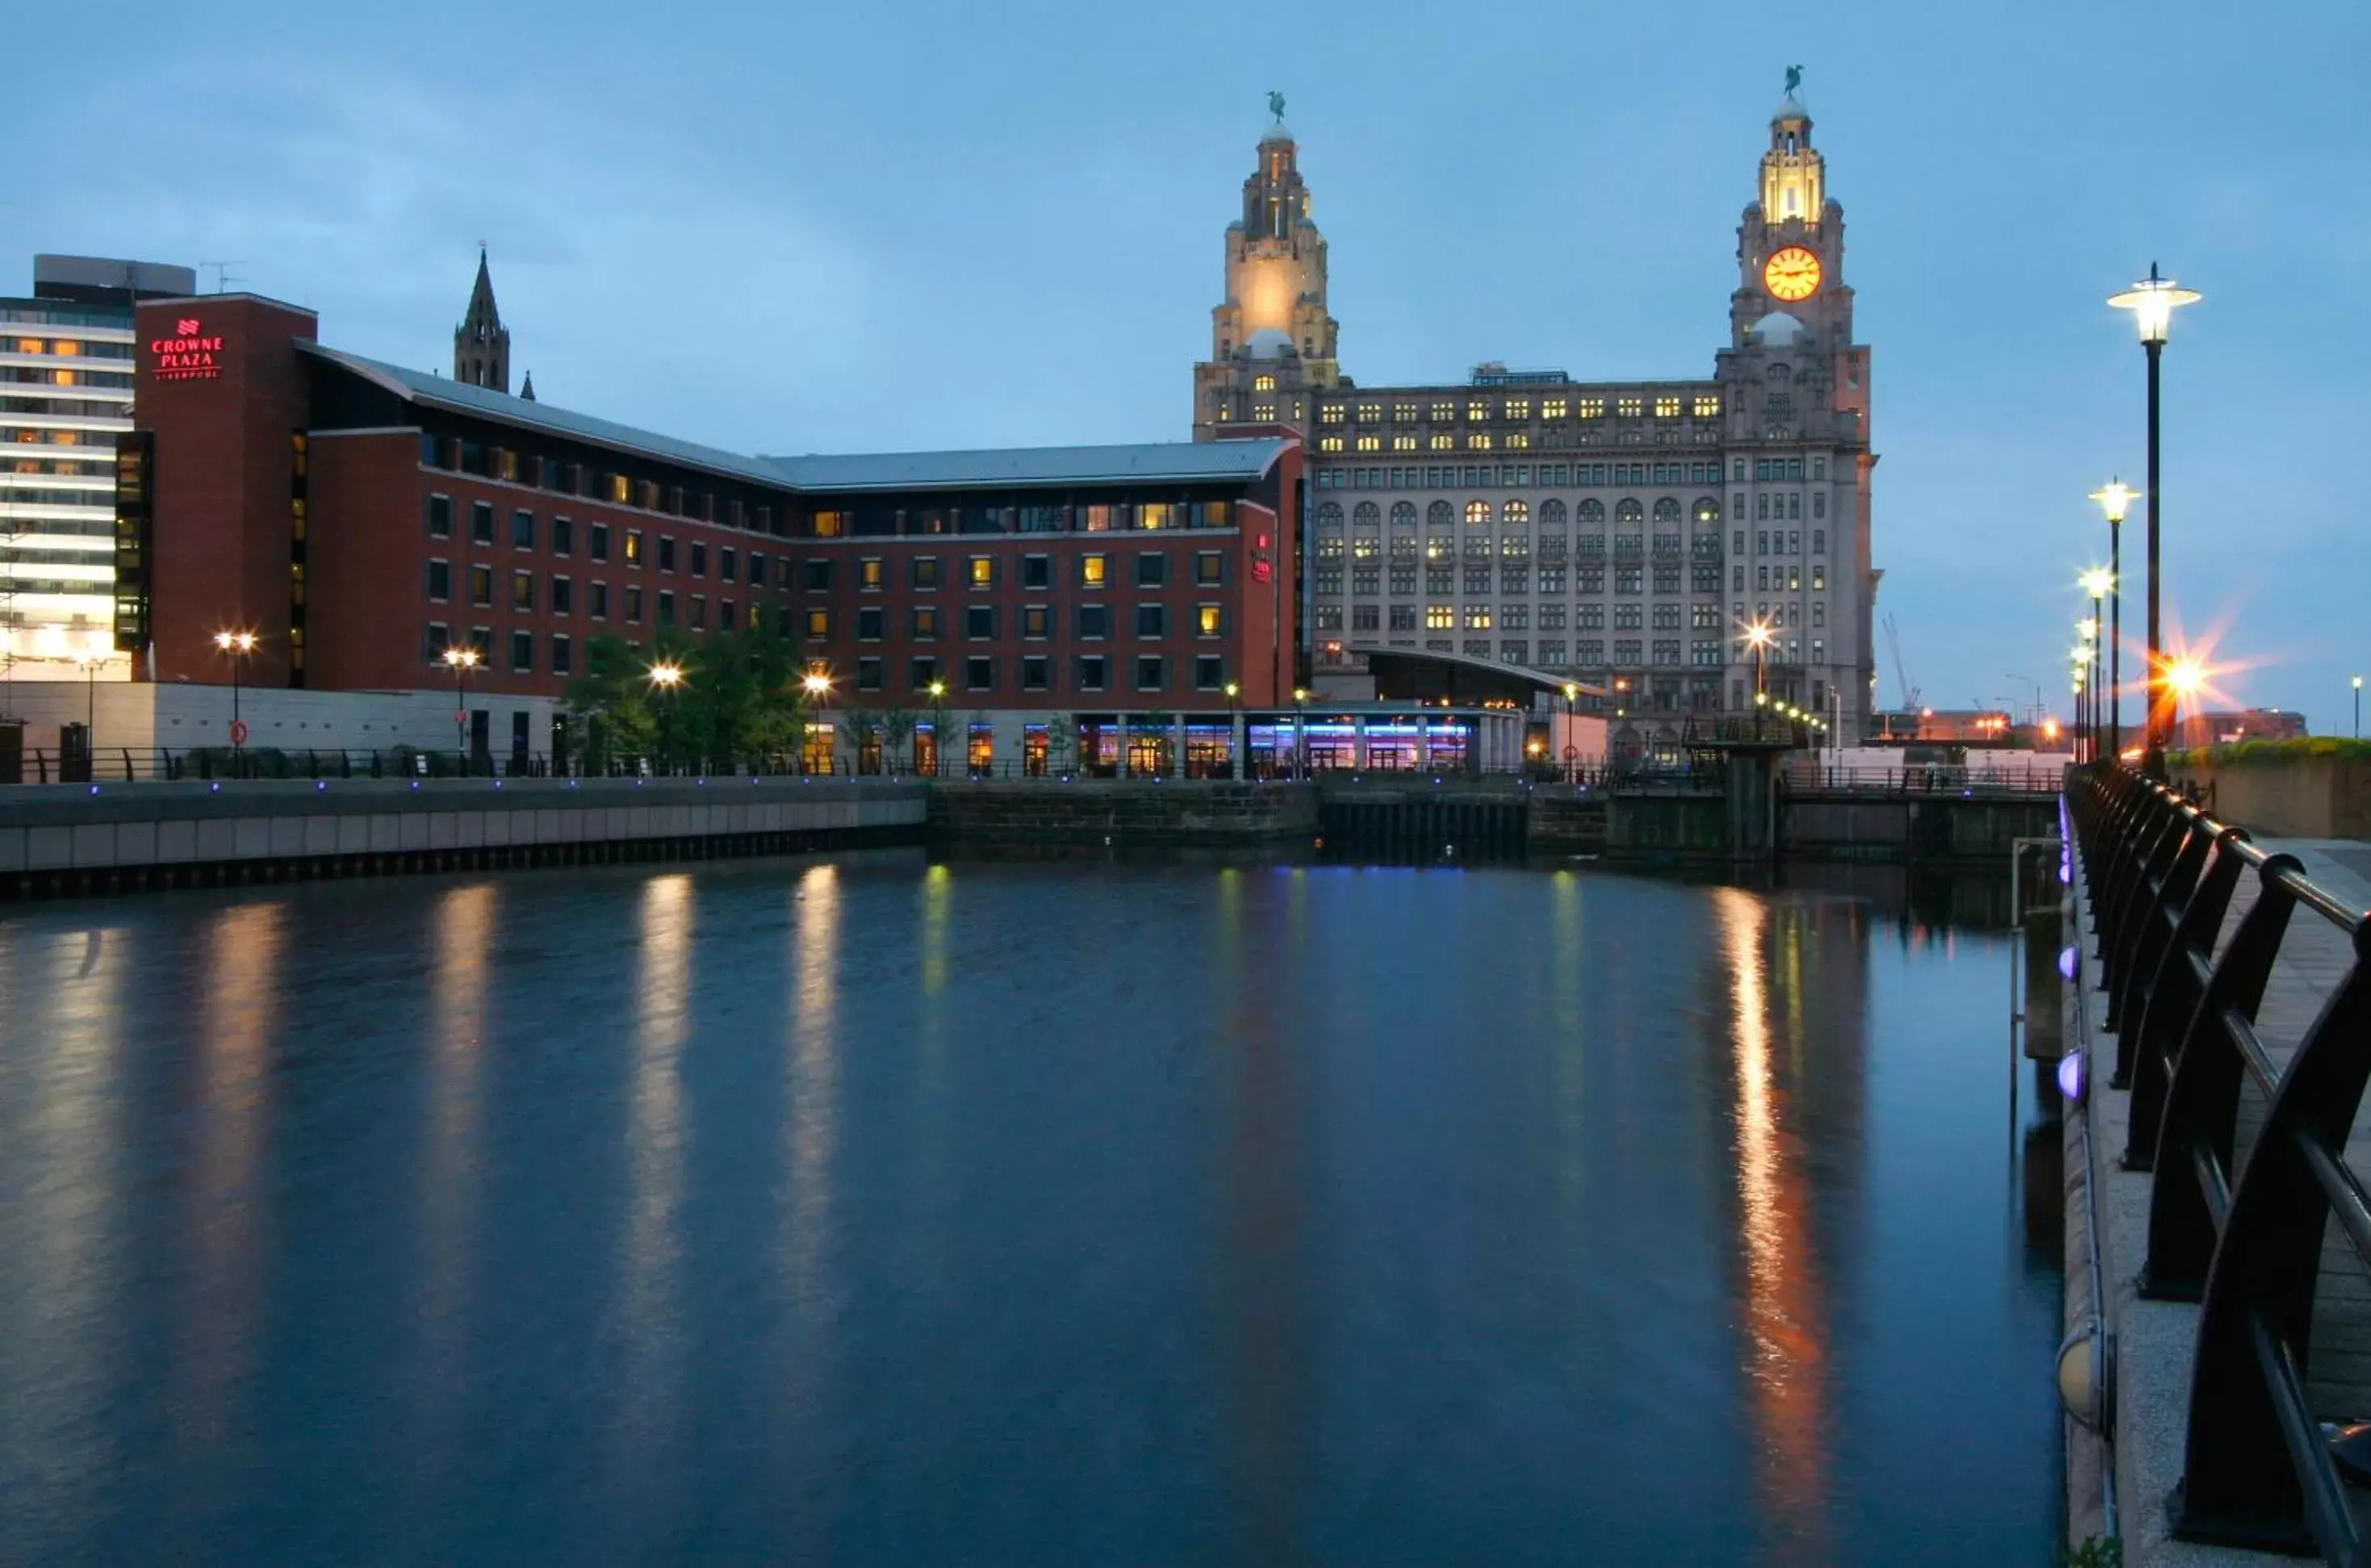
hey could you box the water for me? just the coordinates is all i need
[0,852,2061,1565]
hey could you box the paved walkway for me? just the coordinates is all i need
[2220,840,2371,1427]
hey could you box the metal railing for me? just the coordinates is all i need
[2070,761,2371,1559]
[1786,763,2067,797]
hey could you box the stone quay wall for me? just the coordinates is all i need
[0,777,927,898]
[928,780,1321,846]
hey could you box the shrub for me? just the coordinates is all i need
[2173,737,2371,766]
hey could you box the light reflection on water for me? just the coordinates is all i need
[0,852,2060,1566]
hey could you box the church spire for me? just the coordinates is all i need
[520,370,536,403]
[453,246,511,394]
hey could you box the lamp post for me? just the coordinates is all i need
[1223,681,1240,780]
[2108,266,2201,777]
[1562,681,1579,781]
[927,679,948,777]
[2355,674,2363,740]
[646,659,684,775]
[802,669,833,776]
[2165,657,2205,752]
[2080,567,2112,759]
[1292,686,1309,780]
[211,629,257,771]
[2089,485,2135,763]
[439,643,481,770]
[70,650,97,772]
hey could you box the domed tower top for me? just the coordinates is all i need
[1760,66,1825,224]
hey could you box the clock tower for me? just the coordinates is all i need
[1191,101,1343,441]
[1727,82,1853,355]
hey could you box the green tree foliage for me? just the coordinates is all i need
[564,621,808,769]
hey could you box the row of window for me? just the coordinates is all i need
[1311,562,1829,595]
[1313,456,1832,491]
[851,653,1227,696]
[425,495,779,585]
[801,549,1228,593]
[1315,395,1725,425]
[424,623,576,676]
[426,563,755,634]
[813,602,1229,642]
[420,433,787,537]
[1316,601,1820,634]
[809,500,1232,539]
[1378,638,1829,669]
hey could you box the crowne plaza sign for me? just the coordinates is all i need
[150,317,223,381]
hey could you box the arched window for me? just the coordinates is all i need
[1465,500,1492,527]
[1503,500,1531,525]
[1353,501,1380,526]
[1428,500,1455,527]
[1692,496,1721,525]
[1615,500,1645,526]
[1541,498,1568,527]
[1316,502,1343,529]
[1765,363,1791,384]
[1652,498,1681,524]
[1579,499,1605,525]
[1390,501,1417,528]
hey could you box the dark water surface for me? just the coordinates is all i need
[0,852,2060,1566]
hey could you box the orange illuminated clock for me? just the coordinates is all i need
[1763,246,1822,302]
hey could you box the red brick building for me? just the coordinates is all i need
[125,294,1300,728]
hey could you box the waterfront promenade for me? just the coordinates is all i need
[2072,830,2371,1564]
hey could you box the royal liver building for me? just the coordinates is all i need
[1192,82,1878,742]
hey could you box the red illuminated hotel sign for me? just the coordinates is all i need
[151,317,224,381]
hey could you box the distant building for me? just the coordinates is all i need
[1190,81,1879,745]
[2172,709,2309,749]
[1,253,194,686]
[454,248,511,393]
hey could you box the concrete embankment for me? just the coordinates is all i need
[0,777,927,898]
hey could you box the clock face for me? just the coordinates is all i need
[1763,246,1822,302]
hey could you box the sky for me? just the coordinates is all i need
[10,0,2368,725]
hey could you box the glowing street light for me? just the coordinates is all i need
[212,629,259,762]
[2356,674,2363,740]
[2108,266,2201,776]
[439,642,482,762]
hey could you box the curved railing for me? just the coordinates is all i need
[2070,762,2371,1558]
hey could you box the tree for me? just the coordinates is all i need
[1039,713,1076,775]
[879,708,917,772]
[563,620,805,771]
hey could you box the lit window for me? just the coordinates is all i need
[1617,396,1644,417]
[1466,432,1493,450]
[1355,434,1381,452]
[1319,403,1345,424]
[1319,436,1345,452]
[1253,374,1277,393]
[1542,398,1569,419]
[811,510,844,537]
[1694,395,1721,417]
[805,608,829,639]
[1465,500,1491,526]
[1578,399,1604,419]
[1463,606,1493,630]
[1506,432,1531,449]
[1197,604,1223,636]
[1252,403,1277,421]
[1356,403,1381,421]
[1391,434,1417,451]
[859,557,884,589]
[1392,403,1417,422]
[1430,401,1456,422]
[1655,396,1681,418]
[968,556,994,587]
[1426,604,1453,629]
[1140,504,1171,530]
[1428,433,1453,450]
[1506,398,1532,420]
[1080,554,1107,587]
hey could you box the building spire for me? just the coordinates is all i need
[454,245,511,394]
[520,370,536,402]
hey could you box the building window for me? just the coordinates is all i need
[802,607,828,640]
[966,605,997,640]
[858,656,884,692]
[1135,553,1168,587]
[1463,606,1492,630]
[468,565,494,608]
[858,607,884,641]
[625,585,644,623]
[658,536,677,572]
[968,556,995,587]
[470,501,495,545]
[1135,604,1168,638]
[1351,604,1379,632]
[1196,604,1223,637]
[426,495,453,539]
[549,633,572,675]
[912,606,939,640]
[803,559,831,591]
[512,509,535,549]
[964,655,995,692]
[1193,654,1225,690]
[1022,554,1052,588]
[1077,654,1107,691]
[1194,551,1224,585]
[690,541,708,577]
[624,529,644,566]
[423,621,450,661]
[550,575,572,615]
[1018,654,1051,692]
[426,559,451,602]
[654,591,674,627]
[911,556,939,588]
[1693,395,1721,417]
[590,582,609,620]
[509,629,534,672]
[1022,604,1051,639]
[1134,655,1165,692]
[718,545,734,579]
[587,522,608,562]
[1080,553,1108,587]
[910,655,939,691]
[1426,604,1453,630]
[1654,396,1681,418]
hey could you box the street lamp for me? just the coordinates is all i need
[2087,485,2135,762]
[1292,685,1310,780]
[2356,674,2363,741]
[439,643,482,769]
[211,629,258,770]
[70,650,98,773]
[1561,681,1579,779]
[1742,619,1773,696]
[2108,265,2201,776]
[2165,656,2206,751]
[801,670,834,776]
[1223,681,1240,780]
[927,678,948,777]
[647,659,684,773]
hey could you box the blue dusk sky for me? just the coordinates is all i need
[10,0,2366,724]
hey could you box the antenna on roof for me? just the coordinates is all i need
[199,261,249,295]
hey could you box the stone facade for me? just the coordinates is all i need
[1190,85,1880,744]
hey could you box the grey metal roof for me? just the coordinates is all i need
[300,341,1288,495]
[765,439,1288,492]
[299,341,793,487]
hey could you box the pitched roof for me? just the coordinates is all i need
[299,340,1290,494]
[767,440,1288,492]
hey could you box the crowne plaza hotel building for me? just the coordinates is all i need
[122,292,1299,763]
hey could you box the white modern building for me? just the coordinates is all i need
[2,255,193,692]
[1192,82,1880,746]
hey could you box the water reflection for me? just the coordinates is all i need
[615,873,692,1481]
[416,882,496,1426]
[1715,889,1833,1558]
[785,863,840,1315]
